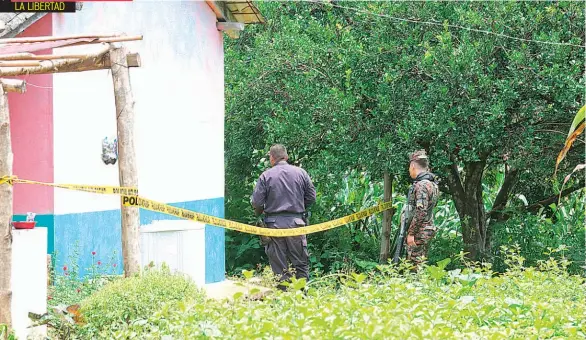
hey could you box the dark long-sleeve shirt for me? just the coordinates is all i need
[251,161,316,214]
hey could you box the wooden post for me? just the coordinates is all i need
[0,85,13,329]
[0,79,26,94]
[379,172,395,264]
[110,45,140,277]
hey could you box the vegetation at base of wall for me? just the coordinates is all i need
[36,247,585,339]
[74,265,204,339]
[42,247,121,339]
[48,246,120,308]
[98,248,586,339]
[0,324,16,340]
[38,242,204,340]
[41,266,203,339]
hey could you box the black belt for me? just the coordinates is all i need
[265,212,305,218]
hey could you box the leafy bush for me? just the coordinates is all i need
[41,247,120,339]
[75,267,205,338]
[49,247,119,308]
[490,195,586,274]
[112,249,586,339]
[226,163,584,276]
[0,324,15,340]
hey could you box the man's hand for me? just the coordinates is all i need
[254,206,264,216]
[407,234,416,247]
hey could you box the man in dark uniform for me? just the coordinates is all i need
[405,150,440,267]
[251,144,316,288]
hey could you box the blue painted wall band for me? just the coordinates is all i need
[51,197,225,283]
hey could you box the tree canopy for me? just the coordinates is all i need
[225,1,584,262]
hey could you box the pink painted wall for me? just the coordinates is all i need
[9,15,54,215]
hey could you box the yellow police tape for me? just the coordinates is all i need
[1,176,393,237]
[121,195,393,237]
[1,176,138,196]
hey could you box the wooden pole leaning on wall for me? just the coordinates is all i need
[109,45,141,277]
[0,84,14,330]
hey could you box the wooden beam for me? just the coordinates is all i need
[0,33,121,44]
[0,79,26,93]
[110,46,140,277]
[0,52,101,61]
[217,22,245,32]
[0,51,141,66]
[0,48,141,76]
[0,84,13,329]
[89,35,142,44]
[217,22,244,39]
[206,0,239,23]
[0,35,142,55]
[0,60,40,67]
[126,53,141,68]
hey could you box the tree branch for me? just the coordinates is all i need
[463,152,489,196]
[488,168,519,220]
[526,184,584,213]
[438,181,452,195]
[445,154,465,198]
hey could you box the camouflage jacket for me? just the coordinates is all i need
[406,172,439,236]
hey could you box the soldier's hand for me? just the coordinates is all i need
[407,234,416,246]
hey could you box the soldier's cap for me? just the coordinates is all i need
[409,150,428,162]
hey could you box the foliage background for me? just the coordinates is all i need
[224,1,585,275]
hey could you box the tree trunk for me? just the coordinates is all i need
[379,173,394,264]
[0,86,13,328]
[458,187,488,261]
[446,155,490,261]
[110,46,141,277]
[485,167,520,254]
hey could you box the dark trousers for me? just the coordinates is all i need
[263,216,309,284]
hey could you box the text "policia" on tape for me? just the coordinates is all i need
[1,176,393,237]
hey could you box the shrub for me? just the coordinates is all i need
[112,249,586,339]
[76,267,205,338]
[0,324,16,340]
[49,247,119,308]
[42,247,120,339]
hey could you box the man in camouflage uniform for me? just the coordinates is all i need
[251,144,316,289]
[405,150,439,267]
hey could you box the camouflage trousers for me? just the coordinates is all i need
[407,227,437,267]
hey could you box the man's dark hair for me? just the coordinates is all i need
[270,144,288,162]
[409,150,429,169]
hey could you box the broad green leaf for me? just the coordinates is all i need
[567,105,585,139]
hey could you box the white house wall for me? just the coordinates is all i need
[51,1,225,283]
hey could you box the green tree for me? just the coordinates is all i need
[225,1,584,263]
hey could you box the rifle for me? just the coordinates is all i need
[392,187,414,264]
[392,208,407,264]
[302,211,311,225]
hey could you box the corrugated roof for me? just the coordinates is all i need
[224,0,264,24]
[206,0,264,25]
[0,13,45,38]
